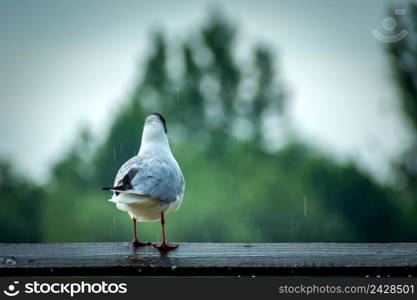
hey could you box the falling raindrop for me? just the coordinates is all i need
[303,196,308,216]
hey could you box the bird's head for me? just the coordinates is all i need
[145,113,167,133]
[141,113,168,146]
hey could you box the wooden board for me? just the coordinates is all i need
[1,243,417,276]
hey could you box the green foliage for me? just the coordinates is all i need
[387,3,417,207]
[0,162,44,242]
[387,4,417,133]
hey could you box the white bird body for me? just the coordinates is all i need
[107,114,185,222]
[112,192,182,221]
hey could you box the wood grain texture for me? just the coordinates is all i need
[1,243,417,276]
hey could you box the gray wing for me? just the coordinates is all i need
[114,155,185,203]
[113,156,141,187]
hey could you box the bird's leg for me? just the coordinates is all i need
[153,212,178,251]
[131,217,150,247]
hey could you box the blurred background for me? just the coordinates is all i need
[1,0,417,243]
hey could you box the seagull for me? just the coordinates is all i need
[102,113,185,251]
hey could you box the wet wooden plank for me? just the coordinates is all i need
[1,243,417,276]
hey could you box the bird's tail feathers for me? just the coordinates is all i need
[109,193,148,204]
[102,185,149,198]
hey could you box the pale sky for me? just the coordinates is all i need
[0,0,413,183]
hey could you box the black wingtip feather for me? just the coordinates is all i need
[101,185,133,192]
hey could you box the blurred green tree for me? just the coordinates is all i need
[387,3,417,200]
[386,3,417,240]
[0,162,44,242]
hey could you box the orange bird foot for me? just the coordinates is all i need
[153,241,179,252]
[132,240,151,247]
